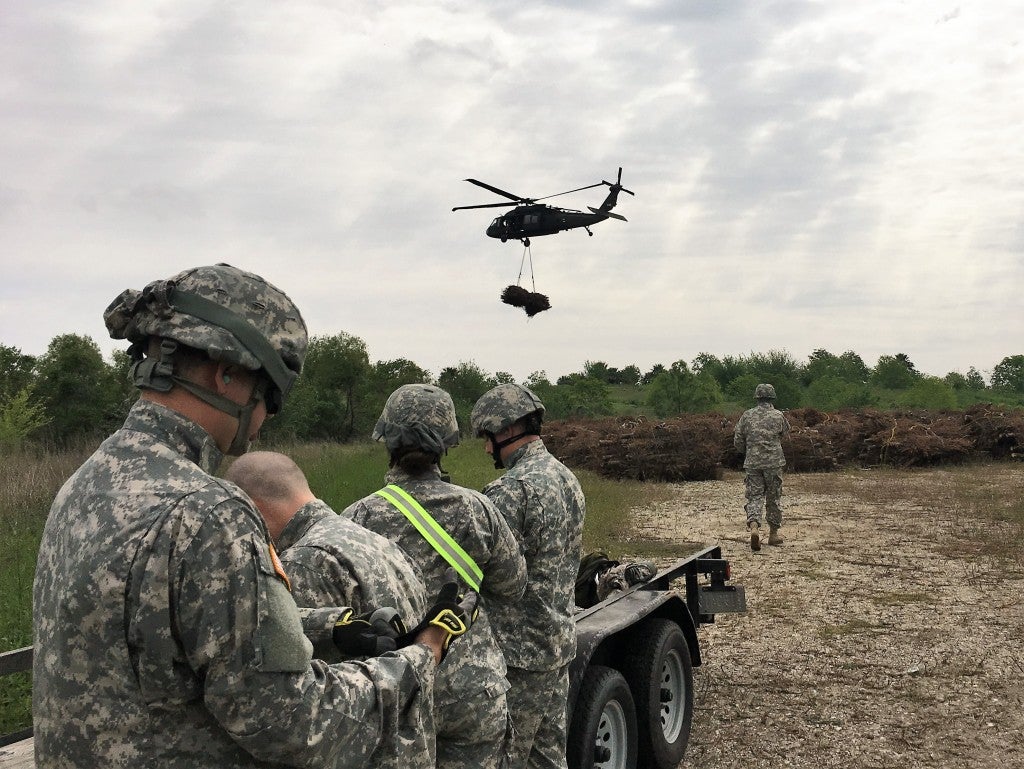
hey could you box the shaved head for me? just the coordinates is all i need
[226,451,311,502]
[224,451,315,540]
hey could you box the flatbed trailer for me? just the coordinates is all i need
[567,543,746,769]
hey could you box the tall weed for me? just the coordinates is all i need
[0,446,92,737]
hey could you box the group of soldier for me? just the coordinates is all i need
[31,264,585,769]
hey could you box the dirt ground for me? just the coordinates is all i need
[625,463,1024,769]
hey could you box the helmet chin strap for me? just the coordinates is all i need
[172,376,267,456]
[487,430,530,470]
[130,339,266,456]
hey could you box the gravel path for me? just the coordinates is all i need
[626,464,1024,769]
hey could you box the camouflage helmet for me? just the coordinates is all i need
[372,384,460,455]
[754,383,777,400]
[103,263,308,409]
[470,383,545,436]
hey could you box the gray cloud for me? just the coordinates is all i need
[1,1,1022,383]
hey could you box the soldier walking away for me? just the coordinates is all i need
[471,384,587,769]
[225,450,438,769]
[733,382,791,551]
[343,384,528,769]
[32,264,454,769]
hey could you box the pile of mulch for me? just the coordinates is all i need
[543,404,1024,481]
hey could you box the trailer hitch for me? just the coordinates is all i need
[695,557,731,587]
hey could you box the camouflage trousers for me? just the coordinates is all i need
[504,665,570,769]
[436,686,513,769]
[744,468,784,528]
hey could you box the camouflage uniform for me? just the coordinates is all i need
[33,399,436,768]
[343,465,527,769]
[274,498,434,769]
[34,264,435,768]
[733,397,791,528]
[482,439,586,769]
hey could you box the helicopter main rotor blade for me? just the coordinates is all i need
[452,201,519,211]
[535,182,606,201]
[463,179,528,203]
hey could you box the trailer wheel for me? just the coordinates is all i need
[567,665,638,769]
[623,618,693,769]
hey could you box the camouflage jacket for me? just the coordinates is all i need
[32,399,435,769]
[482,439,586,671]
[733,402,791,469]
[275,499,434,769]
[276,499,429,661]
[342,466,527,706]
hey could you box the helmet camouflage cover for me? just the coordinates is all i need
[373,383,460,456]
[754,383,777,400]
[470,383,545,436]
[103,263,308,404]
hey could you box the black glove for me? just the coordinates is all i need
[333,606,407,657]
[397,569,479,660]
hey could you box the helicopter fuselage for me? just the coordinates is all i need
[486,204,611,242]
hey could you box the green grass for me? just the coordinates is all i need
[266,439,676,556]
[267,439,504,510]
[607,384,650,416]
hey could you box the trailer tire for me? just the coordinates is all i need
[567,665,638,769]
[623,618,693,769]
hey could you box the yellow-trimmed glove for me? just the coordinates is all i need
[397,569,479,661]
[333,606,407,657]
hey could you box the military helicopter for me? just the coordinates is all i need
[452,167,633,246]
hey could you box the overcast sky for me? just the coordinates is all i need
[2,1,1021,384]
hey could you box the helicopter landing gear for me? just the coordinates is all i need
[584,226,593,237]
[521,237,531,247]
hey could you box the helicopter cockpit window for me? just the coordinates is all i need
[491,217,502,227]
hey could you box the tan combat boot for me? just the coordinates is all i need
[748,522,761,551]
[768,525,784,546]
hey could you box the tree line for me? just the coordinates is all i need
[3,334,1024,452]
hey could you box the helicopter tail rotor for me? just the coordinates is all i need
[602,167,634,196]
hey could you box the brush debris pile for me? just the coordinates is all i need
[500,285,551,317]
[542,405,1024,481]
[543,415,729,482]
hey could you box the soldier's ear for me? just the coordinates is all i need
[215,362,237,393]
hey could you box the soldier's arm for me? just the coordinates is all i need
[475,489,528,602]
[281,549,368,660]
[175,499,435,767]
[733,413,747,452]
